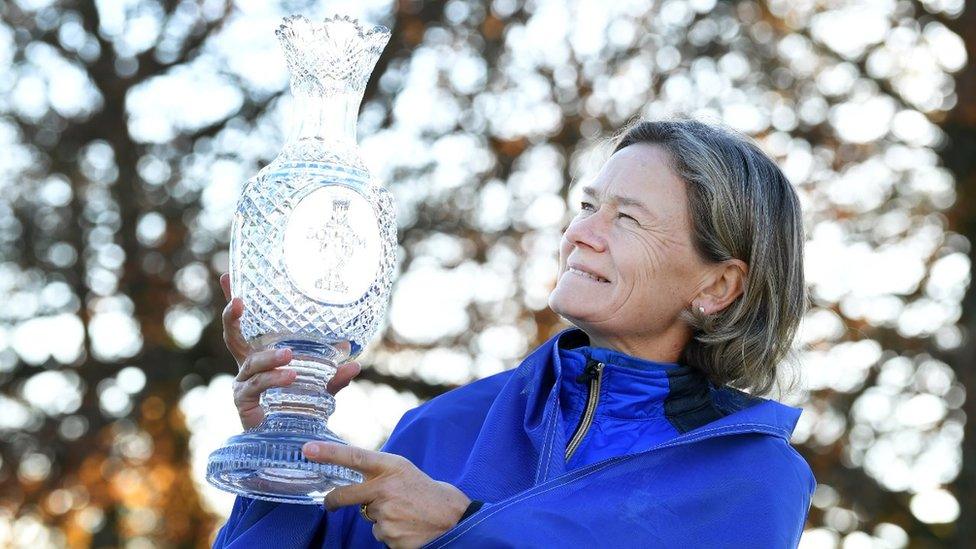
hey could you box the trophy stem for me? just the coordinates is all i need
[205,339,364,504]
[261,339,342,423]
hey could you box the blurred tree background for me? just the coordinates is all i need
[0,0,972,547]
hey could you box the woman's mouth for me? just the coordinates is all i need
[567,267,611,284]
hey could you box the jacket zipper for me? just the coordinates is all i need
[564,360,604,462]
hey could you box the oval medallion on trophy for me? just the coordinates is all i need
[283,185,381,305]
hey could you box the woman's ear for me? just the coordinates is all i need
[695,259,748,315]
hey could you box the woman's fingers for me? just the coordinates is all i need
[322,477,375,511]
[236,368,298,402]
[222,297,252,365]
[237,348,293,382]
[334,340,352,357]
[219,272,253,365]
[234,365,297,430]
[302,442,405,478]
[233,349,359,428]
[233,347,295,430]
[219,272,232,301]
[327,361,362,395]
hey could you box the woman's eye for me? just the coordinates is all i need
[618,212,638,223]
[580,201,595,211]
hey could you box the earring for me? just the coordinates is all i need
[698,305,705,315]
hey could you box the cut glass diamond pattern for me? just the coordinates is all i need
[207,14,393,505]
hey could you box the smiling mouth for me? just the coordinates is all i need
[567,267,611,284]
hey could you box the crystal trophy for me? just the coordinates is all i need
[206,15,395,504]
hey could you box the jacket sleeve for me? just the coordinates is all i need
[212,496,330,548]
[638,440,814,548]
[212,496,253,547]
[422,437,816,549]
[663,440,815,548]
[727,443,815,548]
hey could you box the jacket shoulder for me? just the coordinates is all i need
[403,369,512,423]
[380,369,513,459]
[685,433,816,546]
[696,430,815,495]
[575,432,812,547]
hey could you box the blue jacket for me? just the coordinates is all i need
[214,328,816,548]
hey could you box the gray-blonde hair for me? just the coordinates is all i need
[613,117,807,396]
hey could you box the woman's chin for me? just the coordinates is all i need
[548,292,598,323]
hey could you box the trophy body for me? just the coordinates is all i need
[206,15,394,504]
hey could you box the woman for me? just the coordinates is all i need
[214,118,815,548]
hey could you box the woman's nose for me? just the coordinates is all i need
[563,213,608,253]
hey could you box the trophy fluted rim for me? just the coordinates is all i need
[275,14,391,55]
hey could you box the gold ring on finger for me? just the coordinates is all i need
[360,503,376,524]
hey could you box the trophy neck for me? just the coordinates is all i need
[274,15,389,162]
[286,91,362,145]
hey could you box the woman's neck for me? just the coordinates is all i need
[583,324,691,364]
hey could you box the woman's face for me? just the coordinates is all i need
[548,143,711,350]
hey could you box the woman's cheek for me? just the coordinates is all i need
[629,236,667,277]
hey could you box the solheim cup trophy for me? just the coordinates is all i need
[206,15,395,504]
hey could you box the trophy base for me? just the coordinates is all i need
[206,414,364,505]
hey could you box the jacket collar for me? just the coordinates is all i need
[556,329,683,421]
[546,328,802,438]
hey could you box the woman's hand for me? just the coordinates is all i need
[219,273,362,430]
[304,442,471,549]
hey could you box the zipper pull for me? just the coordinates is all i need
[576,360,604,383]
